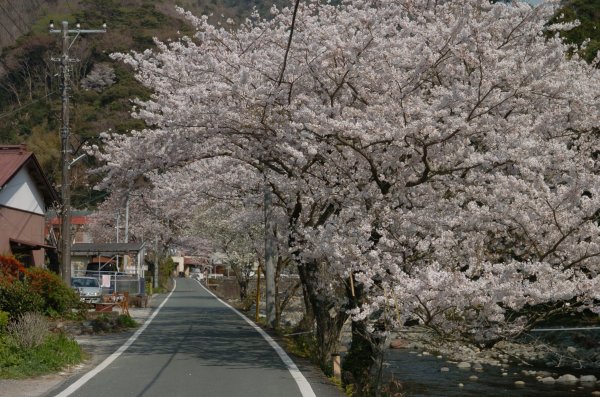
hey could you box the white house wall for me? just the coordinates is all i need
[0,167,45,215]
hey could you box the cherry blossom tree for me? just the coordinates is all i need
[94,0,600,385]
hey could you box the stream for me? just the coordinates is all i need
[384,348,600,397]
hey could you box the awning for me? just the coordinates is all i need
[9,238,56,250]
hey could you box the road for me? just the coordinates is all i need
[49,278,341,397]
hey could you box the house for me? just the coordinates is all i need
[71,242,146,277]
[0,144,58,267]
[47,209,94,248]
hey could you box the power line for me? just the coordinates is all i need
[0,90,58,119]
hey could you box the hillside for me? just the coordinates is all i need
[0,0,597,209]
[0,0,283,208]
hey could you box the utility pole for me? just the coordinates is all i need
[49,20,106,284]
[264,174,276,328]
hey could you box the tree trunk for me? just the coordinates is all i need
[342,274,387,396]
[298,259,348,371]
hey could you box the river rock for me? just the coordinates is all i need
[440,367,450,372]
[389,339,407,349]
[566,346,577,353]
[539,377,556,384]
[473,363,483,372]
[591,391,600,396]
[537,371,552,378]
[457,362,471,369]
[557,374,578,384]
[515,381,525,387]
[469,375,479,381]
[580,375,597,384]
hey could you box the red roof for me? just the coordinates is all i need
[0,145,58,204]
[49,215,89,225]
[0,145,32,187]
[183,257,206,265]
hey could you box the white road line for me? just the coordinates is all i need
[53,281,178,397]
[196,279,316,397]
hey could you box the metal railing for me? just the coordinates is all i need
[72,269,145,295]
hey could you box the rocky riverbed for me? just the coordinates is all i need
[384,327,600,396]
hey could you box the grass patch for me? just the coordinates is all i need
[0,333,84,379]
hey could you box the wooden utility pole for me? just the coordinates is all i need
[264,176,276,328]
[49,20,105,284]
[255,265,261,322]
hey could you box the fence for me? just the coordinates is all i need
[72,269,145,295]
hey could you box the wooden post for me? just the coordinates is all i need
[332,353,341,380]
[255,265,261,322]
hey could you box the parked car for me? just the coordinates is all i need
[190,268,204,280]
[85,262,118,277]
[71,276,103,304]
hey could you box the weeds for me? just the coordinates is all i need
[0,333,83,378]
[7,312,49,349]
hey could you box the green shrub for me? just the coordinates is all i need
[25,268,82,317]
[0,311,8,332]
[116,314,137,328]
[0,281,44,319]
[0,332,83,378]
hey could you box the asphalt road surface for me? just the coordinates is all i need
[49,278,341,397]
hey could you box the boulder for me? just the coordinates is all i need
[556,374,578,384]
[457,362,471,369]
[538,377,556,385]
[580,375,597,384]
[514,381,525,387]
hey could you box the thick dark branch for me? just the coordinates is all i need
[277,0,301,87]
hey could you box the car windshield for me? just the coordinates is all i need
[72,278,99,288]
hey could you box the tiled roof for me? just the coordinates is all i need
[0,144,58,204]
[0,145,32,187]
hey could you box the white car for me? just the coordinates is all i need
[71,277,103,303]
[190,268,204,280]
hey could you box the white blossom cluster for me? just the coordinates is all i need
[94,0,600,344]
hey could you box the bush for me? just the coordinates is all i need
[0,255,25,283]
[7,312,49,349]
[0,332,83,378]
[25,268,81,317]
[0,281,44,319]
[116,314,137,328]
[0,311,8,332]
